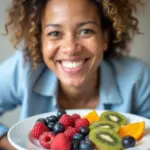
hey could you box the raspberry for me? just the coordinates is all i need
[75,118,90,131]
[59,114,74,127]
[66,126,73,130]
[72,113,81,122]
[64,127,78,140]
[31,122,49,139]
[51,133,71,150]
[39,132,55,149]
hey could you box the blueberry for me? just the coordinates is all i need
[79,140,95,150]
[46,115,58,123]
[71,141,80,150]
[73,133,84,142]
[57,109,66,118]
[122,136,136,148]
[85,135,89,140]
[47,122,55,131]
[80,126,90,136]
[53,123,65,134]
[36,118,47,126]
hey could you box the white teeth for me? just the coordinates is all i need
[62,60,84,69]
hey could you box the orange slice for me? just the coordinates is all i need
[83,110,100,124]
[118,121,145,141]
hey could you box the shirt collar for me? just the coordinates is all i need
[33,67,58,96]
[33,61,122,105]
[100,60,122,105]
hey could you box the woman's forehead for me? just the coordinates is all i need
[43,0,100,24]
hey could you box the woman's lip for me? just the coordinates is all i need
[56,57,90,62]
[61,64,84,73]
[57,58,89,74]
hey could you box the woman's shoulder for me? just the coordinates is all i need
[0,50,45,74]
[0,50,48,88]
[105,56,150,87]
[110,56,150,76]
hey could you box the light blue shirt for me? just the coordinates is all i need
[0,50,150,137]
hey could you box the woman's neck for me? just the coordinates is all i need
[58,70,99,104]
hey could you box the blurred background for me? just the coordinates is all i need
[0,1,150,128]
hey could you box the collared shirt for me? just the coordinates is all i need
[0,50,150,136]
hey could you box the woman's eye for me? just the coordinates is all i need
[79,29,94,36]
[47,31,61,37]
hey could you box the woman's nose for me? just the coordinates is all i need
[61,36,81,55]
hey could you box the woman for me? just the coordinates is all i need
[0,0,149,149]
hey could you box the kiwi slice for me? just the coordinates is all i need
[89,128,122,150]
[101,111,127,126]
[89,121,120,132]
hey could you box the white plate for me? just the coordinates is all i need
[8,109,150,150]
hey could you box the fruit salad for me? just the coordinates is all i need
[30,109,145,150]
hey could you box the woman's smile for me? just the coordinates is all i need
[56,58,90,74]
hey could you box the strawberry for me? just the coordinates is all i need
[51,133,71,150]
[59,114,74,127]
[64,127,78,140]
[31,122,49,139]
[72,113,81,122]
[39,132,55,149]
[75,118,90,131]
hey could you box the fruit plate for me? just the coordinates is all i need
[8,109,150,150]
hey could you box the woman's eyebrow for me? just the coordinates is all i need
[76,21,97,28]
[45,21,97,28]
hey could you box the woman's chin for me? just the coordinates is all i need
[60,78,85,88]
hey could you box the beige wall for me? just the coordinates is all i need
[0,1,150,127]
[131,1,150,63]
[0,1,14,62]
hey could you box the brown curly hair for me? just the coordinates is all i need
[4,0,144,69]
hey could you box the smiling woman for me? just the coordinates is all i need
[41,0,107,90]
[0,0,150,149]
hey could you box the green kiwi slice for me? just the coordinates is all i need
[89,128,122,150]
[101,111,127,126]
[89,121,120,132]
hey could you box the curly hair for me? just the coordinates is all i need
[4,0,144,69]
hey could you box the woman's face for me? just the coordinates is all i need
[42,0,108,88]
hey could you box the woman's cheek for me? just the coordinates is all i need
[42,40,57,59]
